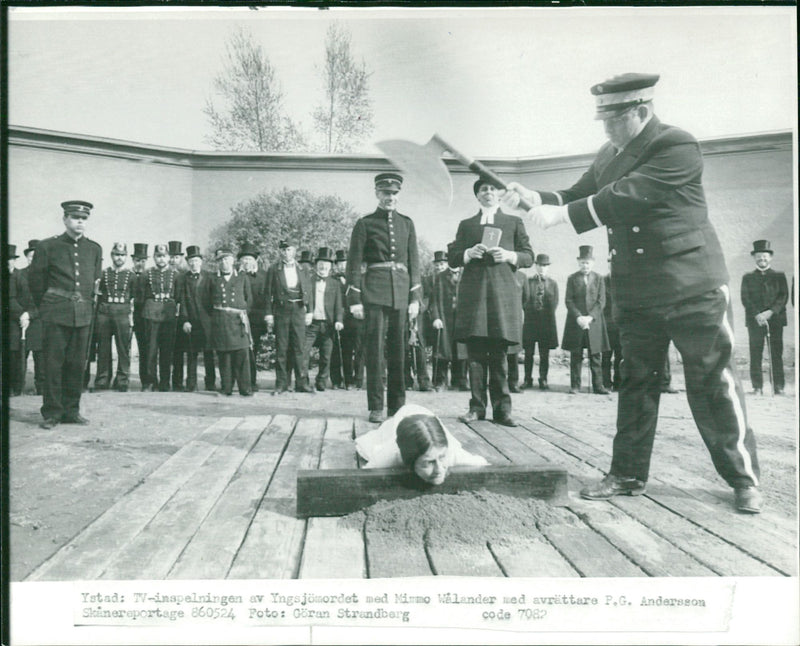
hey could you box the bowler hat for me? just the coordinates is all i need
[335,249,347,263]
[111,242,128,255]
[186,245,202,259]
[24,240,40,255]
[750,240,774,255]
[433,250,448,262]
[8,244,19,259]
[374,172,403,192]
[132,243,148,259]
[168,241,183,256]
[61,200,93,217]
[577,245,594,260]
[238,242,260,260]
[473,176,504,195]
[298,250,313,264]
[591,73,660,120]
[535,253,551,266]
[315,246,336,263]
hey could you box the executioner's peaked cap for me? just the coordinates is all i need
[168,241,183,256]
[61,200,93,217]
[186,245,202,259]
[132,243,148,259]
[577,245,594,260]
[374,172,403,192]
[111,242,128,255]
[750,240,774,255]
[591,73,660,120]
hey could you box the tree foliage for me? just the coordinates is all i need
[312,23,374,153]
[208,188,361,268]
[204,29,305,152]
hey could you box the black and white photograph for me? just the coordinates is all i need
[2,4,798,645]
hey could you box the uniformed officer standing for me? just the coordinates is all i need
[94,243,135,391]
[16,240,45,395]
[130,243,150,389]
[347,173,422,423]
[139,243,180,392]
[28,201,103,429]
[238,243,268,392]
[179,245,216,391]
[741,239,788,395]
[504,73,762,512]
[168,240,188,391]
[201,248,253,396]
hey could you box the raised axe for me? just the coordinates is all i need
[376,134,536,210]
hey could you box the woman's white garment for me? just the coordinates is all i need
[355,404,489,469]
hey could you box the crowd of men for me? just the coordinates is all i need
[6,72,793,514]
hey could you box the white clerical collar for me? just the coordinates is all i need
[480,205,499,224]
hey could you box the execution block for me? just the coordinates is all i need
[296,464,569,518]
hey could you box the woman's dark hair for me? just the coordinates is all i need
[395,414,449,467]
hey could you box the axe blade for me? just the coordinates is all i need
[376,138,453,206]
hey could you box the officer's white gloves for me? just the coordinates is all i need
[350,304,364,320]
[576,315,593,330]
[265,314,274,328]
[182,322,192,334]
[408,301,419,320]
[334,321,344,331]
[432,318,444,330]
[502,182,543,213]
[531,205,570,229]
[304,312,314,326]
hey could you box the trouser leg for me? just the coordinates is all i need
[218,351,233,394]
[386,308,407,414]
[113,315,131,388]
[274,311,290,390]
[539,347,551,381]
[365,305,386,412]
[523,347,533,383]
[94,312,112,388]
[769,323,785,389]
[466,340,488,416]
[486,340,511,418]
[570,351,583,390]
[234,348,251,395]
[589,352,603,391]
[747,326,765,390]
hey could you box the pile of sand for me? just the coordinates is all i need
[342,490,575,545]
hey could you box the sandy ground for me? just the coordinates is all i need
[6,356,797,581]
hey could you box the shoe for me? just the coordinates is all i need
[521,380,534,390]
[458,384,470,392]
[734,486,763,513]
[458,410,485,423]
[661,386,679,394]
[368,410,386,424]
[40,417,60,430]
[240,391,253,397]
[568,389,578,395]
[539,380,549,391]
[343,384,352,391]
[204,383,216,391]
[752,388,763,395]
[223,391,233,396]
[509,384,521,393]
[580,474,646,500]
[594,387,611,395]
[774,387,784,395]
[172,385,184,392]
[93,383,109,391]
[296,384,315,394]
[315,382,326,392]
[273,387,288,396]
[354,381,363,389]
[493,415,517,427]
[115,385,129,392]
[61,414,90,425]
[418,383,433,392]
[141,384,154,392]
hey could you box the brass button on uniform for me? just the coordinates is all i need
[636,248,644,254]
[632,226,640,233]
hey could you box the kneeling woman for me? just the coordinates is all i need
[356,404,488,485]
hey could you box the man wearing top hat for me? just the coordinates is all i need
[305,246,344,391]
[563,246,610,394]
[347,172,422,423]
[130,243,150,388]
[94,243,135,392]
[430,250,468,391]
[741,240,788,395]
[7,244,25,396]
[265,239,313,394]
[167,240,189,391]
[298,250,314,275]
[179,245,216,392]
[330,249,359,389]
[238,242,268,392]
[15,240,45,395]
[503,73,762,513]
[138,243,180,392]
[522,253,559,391]
[201,248,253,397]
[447,176,534,427]
[28,200,103,429]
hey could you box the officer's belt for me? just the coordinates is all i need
[45,287,89,302]
[213,306,247,314]
[367,261,407,272]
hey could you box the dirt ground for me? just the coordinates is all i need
[5,354,797,581]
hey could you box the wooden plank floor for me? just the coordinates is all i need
[26,406,797,580]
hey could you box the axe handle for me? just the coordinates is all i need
[433,134,535,211]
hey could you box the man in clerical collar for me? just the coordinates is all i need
[238,242,268,392]
[741,239,788,396]
[265,239,313,394]
[28,200,102,429]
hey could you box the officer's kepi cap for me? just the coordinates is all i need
[374,172,403,192]
[61,200,93,218]
[591,73,660,120]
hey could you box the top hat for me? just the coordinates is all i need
[237,242,260,260]
[153,243,169,256]
[298,250,313,264]
[750,239,774,255]
[374,172,403,192]
[24,239,40,255]
[473,175,504,195]
[61,200,93,217]
[535,253,551,266]
[577,245,594,260]
[314,247,336,264]
[132,243,149,259]
[8,244,19,259]
[335,249,347,263]
[186,245,202,259]
[591,73,660,120]
[111,242,128,255]
[215,247,234,260]
[433,250,448,263]
[167,241,183,256]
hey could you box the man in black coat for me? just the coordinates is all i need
[28,201,103,429]
[522,253,559,390]
[305,247,345,391]
[238,243,268,392]
[430,251,467,391]
[179,245,216,391]
[741,239,788,395]
[130,243,150,390]
[7,244,25,396]
[447,176,534,427]
[504,73,762,513]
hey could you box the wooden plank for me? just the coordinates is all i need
[228,417,324,579]
[488,537,581,578]
[364,527,432,578]
[425,540,504,577]
[26,417,242,581]
[442,418,512,465]
[168,416,298,579]
[469,420,552,464]
[296,464,569,517]
[298,417,366,579]
[100,419,267,579]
